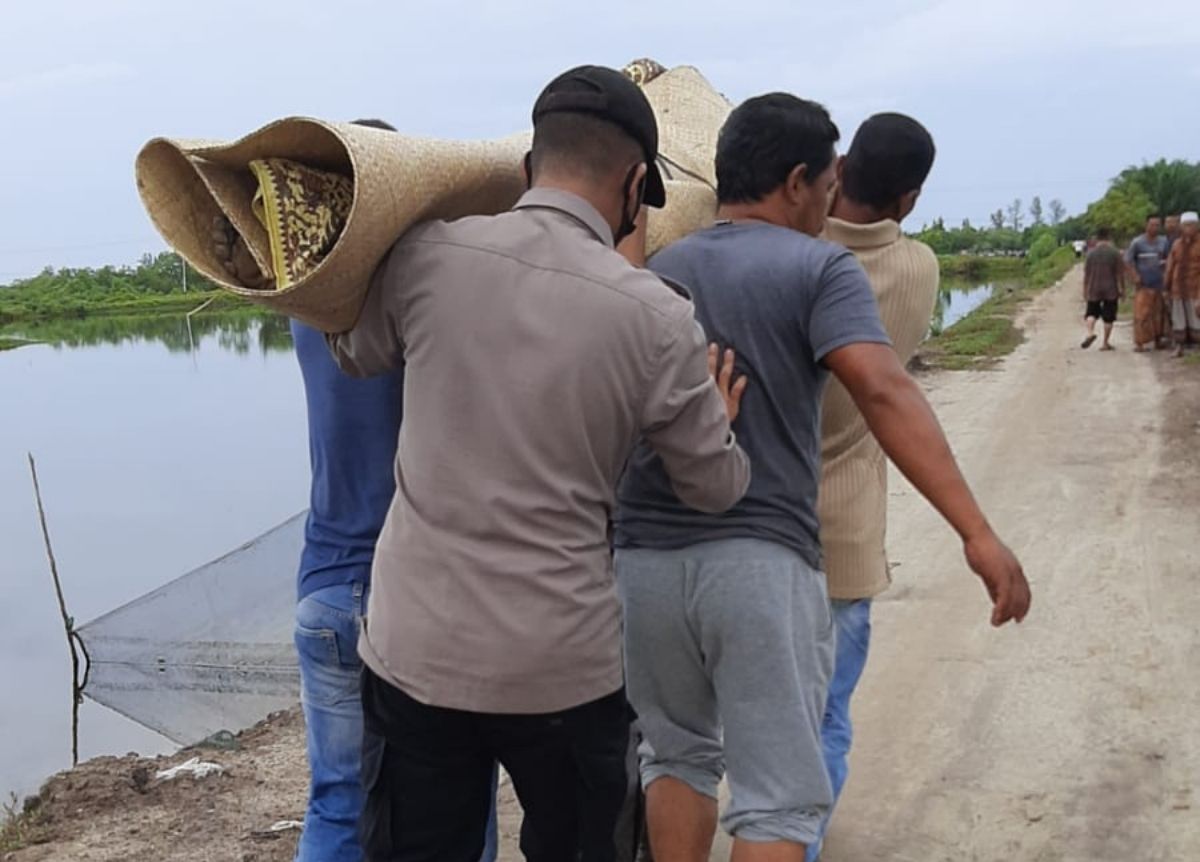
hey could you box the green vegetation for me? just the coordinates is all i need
[936,255,1025,279]
[919,245,1076,370]
[0,252,245,325]
[0,792,47,853]
[1084,159,1200,241]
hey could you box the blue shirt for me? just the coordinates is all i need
[292,320,403,599]
[615,223,889,568]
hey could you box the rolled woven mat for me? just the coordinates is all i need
[135,63,731,332]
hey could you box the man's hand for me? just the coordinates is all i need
[211,216,273,289]
[708,344,747,423]
[964,530,1031,626]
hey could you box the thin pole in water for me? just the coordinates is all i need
[28,453,86,767]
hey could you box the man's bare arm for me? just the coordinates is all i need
[825,342,1032,626]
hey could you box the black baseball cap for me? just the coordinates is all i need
[532,65,667,208]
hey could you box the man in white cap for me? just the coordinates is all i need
[1165,211,1200,356]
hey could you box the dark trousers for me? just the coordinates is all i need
[360,667,631,862]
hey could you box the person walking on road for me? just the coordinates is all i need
[327,66,752,862]
[806,112,942,861]
[615,93,1031,862]
[1081,227,1125,351]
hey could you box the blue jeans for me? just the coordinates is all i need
[806,599,872,862]
[295,583,499,862]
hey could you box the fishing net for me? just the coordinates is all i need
[76,513,305,745]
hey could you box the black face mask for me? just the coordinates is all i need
[523,153,646,246]
[614,164,646,246]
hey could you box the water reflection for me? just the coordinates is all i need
[931,279,1023,335]
[0,311,293,355]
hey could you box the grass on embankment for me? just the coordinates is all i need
[0,793,48,853]
[918,247,1077,371]
[0,289,245,326]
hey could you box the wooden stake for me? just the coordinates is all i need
[28,453,81,767]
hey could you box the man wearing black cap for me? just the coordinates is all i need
[326,65,751,862]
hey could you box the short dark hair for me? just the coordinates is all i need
[841,113,936,209]
[351,118,397,131]
[1147,214,1162,223]
[715,94,840,205]
[530,112,643,184]
[1096,226,1112,240]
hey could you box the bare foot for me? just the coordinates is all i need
[211,216,274,289]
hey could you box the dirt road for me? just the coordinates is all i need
[9,270,1198,861]
[805,268,1200,861]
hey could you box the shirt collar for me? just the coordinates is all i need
[514,188,615,248]
[824,216,902,251]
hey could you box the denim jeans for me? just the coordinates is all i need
[295,583,499,862]
[805,598,872,862]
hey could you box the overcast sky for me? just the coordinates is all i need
[2,0,1197,281]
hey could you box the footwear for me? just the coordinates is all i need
[1081,335,1097,349]
[1100,344,1115,351]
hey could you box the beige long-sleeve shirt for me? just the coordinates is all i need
[818,217,940,600]
[328,189,749,714]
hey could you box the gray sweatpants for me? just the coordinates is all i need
[616,538,835,846]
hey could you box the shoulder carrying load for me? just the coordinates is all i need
[135,63,731,332]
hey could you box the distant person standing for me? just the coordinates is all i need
[1165,213,1182,255]
[1073,239,1087,259]
[1126,216,1170,352]
[1164,211,1200,356]
[1081,227,1124,351]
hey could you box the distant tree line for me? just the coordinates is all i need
[0,252,221,323]
[915,158,1200,254]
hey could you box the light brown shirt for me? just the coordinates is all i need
[1166,233,1200,302]
[818,218,940,600]
[329,189,750,713]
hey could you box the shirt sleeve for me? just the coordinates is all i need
[639,304,751,514]
[1124,240,1137,266]
[325,240,408,378]
[808,250,892,364]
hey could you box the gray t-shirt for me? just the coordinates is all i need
[615,222,891,568]
[1126,234,1169,289]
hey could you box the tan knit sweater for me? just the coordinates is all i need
[818,217,940,600]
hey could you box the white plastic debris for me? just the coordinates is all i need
[155,756,225,781]
[268,821,304,833]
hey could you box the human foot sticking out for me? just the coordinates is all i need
[211,216,275,290]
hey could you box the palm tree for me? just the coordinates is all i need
[1116,160,1200,216]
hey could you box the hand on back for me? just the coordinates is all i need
[708,344,748,423]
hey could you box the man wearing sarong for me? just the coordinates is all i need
[1126,216,1170,351]
[1165,212,1200,356]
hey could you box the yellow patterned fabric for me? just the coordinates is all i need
[622,58,667,87]
[248,158,353,290]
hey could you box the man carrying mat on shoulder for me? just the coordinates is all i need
[326,65,751,862]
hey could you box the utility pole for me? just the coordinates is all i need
[180,253,188,292]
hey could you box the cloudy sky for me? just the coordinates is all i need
[2,0,1197,281]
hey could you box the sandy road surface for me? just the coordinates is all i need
[799,269,1200,861]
